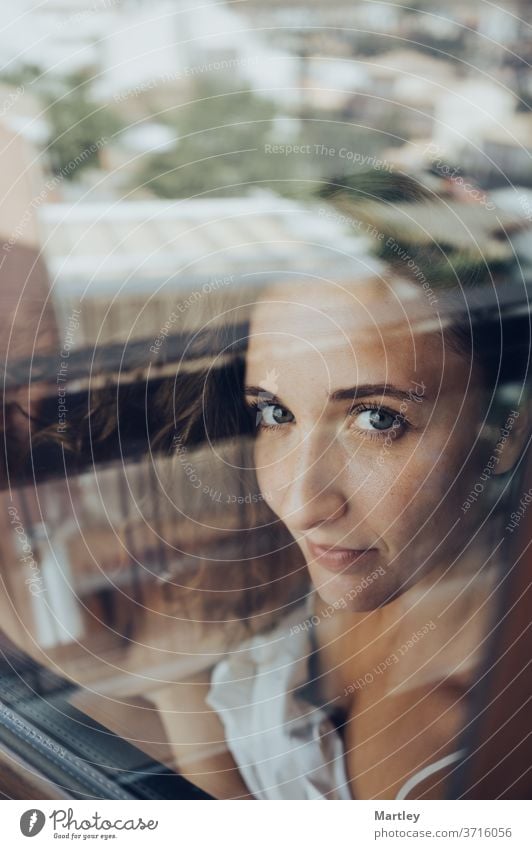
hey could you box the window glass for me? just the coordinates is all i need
[0,0,531,802]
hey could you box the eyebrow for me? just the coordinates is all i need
[244,382,427,405]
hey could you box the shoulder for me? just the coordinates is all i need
[150,598,313,799]
[148,668,254,799]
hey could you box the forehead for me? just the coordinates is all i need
[246,276,451,384]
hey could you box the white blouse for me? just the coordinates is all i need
[206,594,465,800]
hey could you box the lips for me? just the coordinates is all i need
[306,541,377,573]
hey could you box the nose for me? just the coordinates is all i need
[279,427,349,533]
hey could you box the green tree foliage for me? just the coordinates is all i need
[134,81,285,198]
[132,80,385,199]
[43,71,123,179]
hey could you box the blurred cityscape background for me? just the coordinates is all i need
[3,0,532,344]
[1,1,532,346]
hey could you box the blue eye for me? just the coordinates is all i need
[245,398,295,429]
[350,403,408,440]
[259,403,294,427]
[354,408,397,431]
[244,398,407,438]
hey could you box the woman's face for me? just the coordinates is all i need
[244,276,494,611]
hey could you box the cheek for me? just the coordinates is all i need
[391,450,477,540]
[417,428,485,497]
[254,441,280,507]
[366,450,462,529]
[354,473,420,533]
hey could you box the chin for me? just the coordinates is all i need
[308,561,398,612]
